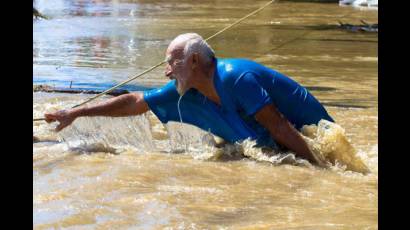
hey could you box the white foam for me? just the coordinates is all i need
[301,120,371,174]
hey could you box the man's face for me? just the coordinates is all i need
[164,44,192,95]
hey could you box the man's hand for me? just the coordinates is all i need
[43,92,149,132]
[44,110,76,132]
[255,104,327,167]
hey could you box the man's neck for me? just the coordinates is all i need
[193,62,221,105]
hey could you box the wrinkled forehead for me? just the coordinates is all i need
[165,42,184,59]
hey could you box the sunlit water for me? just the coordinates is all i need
[33,0,377,229]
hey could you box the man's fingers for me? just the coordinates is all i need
[45,118,55,123]
[55,123,65,132]
[45,110,73,131]
[44,113,57,123]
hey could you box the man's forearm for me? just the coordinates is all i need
[71,92,149,118]
[269,119,316,162]
[255,104,318,163]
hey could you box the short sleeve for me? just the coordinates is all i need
[232,72,272,116]
[143,80,180,123]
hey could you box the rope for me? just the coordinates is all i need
[33,0,275,121]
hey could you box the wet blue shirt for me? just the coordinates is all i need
[143,58,334,146]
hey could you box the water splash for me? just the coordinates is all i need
[57,115,155,154]
[301,119,370,174]
[163,120,373,174]
[164,122,217,156]
[238,139,312,166]
[34,95,373,174]
[164,122,311,165]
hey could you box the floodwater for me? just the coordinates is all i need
[33,0,378,229]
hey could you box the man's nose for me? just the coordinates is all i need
[165,65,172,77]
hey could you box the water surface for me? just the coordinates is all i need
[33,0,377,229]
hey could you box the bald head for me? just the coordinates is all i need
[168,33,215,67]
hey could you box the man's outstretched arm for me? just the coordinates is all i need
[254,103,325,166]
[44,92,149,131]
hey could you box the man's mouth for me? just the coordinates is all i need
[169,75,179,81]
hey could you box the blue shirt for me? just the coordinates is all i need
[143,58,334,146]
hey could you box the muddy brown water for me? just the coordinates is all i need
[34,0,377,229]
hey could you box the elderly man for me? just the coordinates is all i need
[45,33,334,166]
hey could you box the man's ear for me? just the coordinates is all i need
[192,53,199,69]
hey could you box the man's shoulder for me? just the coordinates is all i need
[145,80,176,94]
[143,80,179,103]
[216,58,269,86]
[217,58,257,70]
[217,58,252,83]
[217,58,270,75]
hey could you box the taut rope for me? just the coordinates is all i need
[33,0,276,121]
